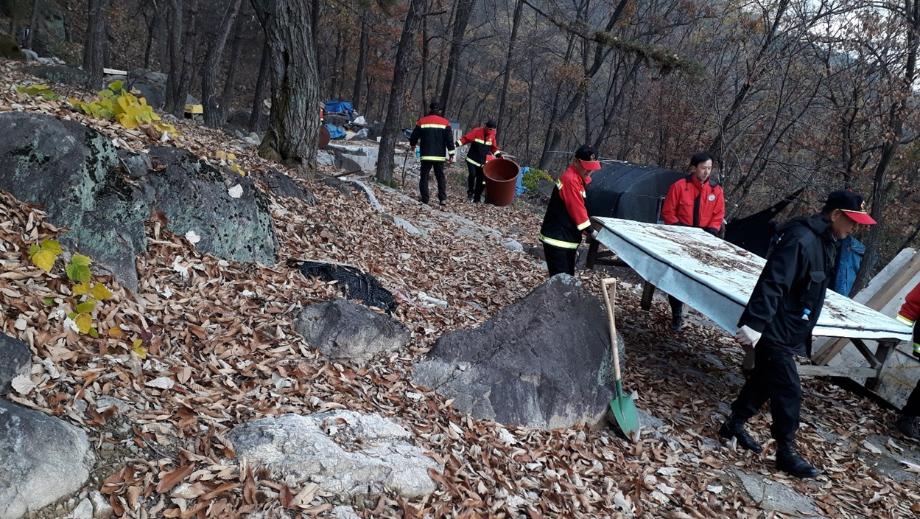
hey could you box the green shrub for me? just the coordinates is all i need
[522,168,553,192]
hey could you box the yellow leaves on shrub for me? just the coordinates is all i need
[215,150,246,176]
[73,313,93,334]
[71,81,180,137]
[91,282,113,300]
[16,83,61,100]
[29,239,62,272]
[108,327,124,338]
[65,253,92,283]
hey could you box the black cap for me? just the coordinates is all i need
[485,119,497,129]
[822,190,876,225]
[428,101,441,113]
[574,144,601,171]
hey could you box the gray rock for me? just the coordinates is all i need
[20,48,38,62]
[243,132,262,146]
[126,69,167,108]
[294,299,410,365]
[0,333,30,396]
[145,146,279,266]
[0,400,95,519]
[316,150,336,167]
[636,409,665,430]
[228,410,440,500]
[71,498,93,519]
[333,505,361,519]
[501,237,524,253]
[28,64,88,87]
[89,490,112,518]
[391,216,424,236]
[256,168,316,204]
[0,114,279,290]
[733,469,822,517]
[412,274,623,429]
[328,144,379,174]
[858,434,920,484]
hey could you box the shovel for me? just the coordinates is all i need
[400,147,411,188]
[601,278,640,438]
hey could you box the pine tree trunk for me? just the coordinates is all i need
[496,0,523,134]
[175,0,200,116]
[351,10,369,111]
[164,0,184,113]
[252,0,321,169]
[438,0,475,112]
[202,0,243,127]
[26,0,40,49]
[248,39,270,132]
[82,0,109,89]
[376,0,424,184]
[219,20,245,124]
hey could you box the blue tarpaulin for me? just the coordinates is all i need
[324,100,354,117]
[516,166,529,195]
[324,123,346,139]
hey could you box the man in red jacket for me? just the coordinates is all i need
[895,281,920,439]
[661,152,725,330]
[456,119,503,203]
[538,144,601,277]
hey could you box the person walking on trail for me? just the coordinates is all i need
[893,282,920,439]
[660,152,725,331]
[455,119,503,203]
[719,190,876,478]
[409,102,456,206]
[538,144,601,277]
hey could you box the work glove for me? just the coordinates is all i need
[494,151,503,159]
[735,325,762,348]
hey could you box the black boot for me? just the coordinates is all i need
[670,308,683,332]
[895,414,919,440]
[719,419,763,453]
[775,444,820,478]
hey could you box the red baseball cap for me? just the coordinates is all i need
[823,190,876,225]
[575,144,601,171]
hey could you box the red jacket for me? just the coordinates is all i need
[538,166,591,248]
[456,127,501,166]
[898,282,920,324]
[661,175,725,232]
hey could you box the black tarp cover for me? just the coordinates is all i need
[585,161,684,223]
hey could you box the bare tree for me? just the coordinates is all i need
[82,0,110,89]
[201,0,243,127]
[376,0,426,184]
[438,0,475,111]
[248,39,270,132]
[496,0,524,135]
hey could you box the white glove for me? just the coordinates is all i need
[735,325,762,348]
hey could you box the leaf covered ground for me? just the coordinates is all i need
[0,60,918,518]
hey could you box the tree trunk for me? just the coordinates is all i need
[82,0,109,89]
[420,4,429,111]
[248,39,270,132]
[496,0,524,135]
[202,0,243,127]
[376,0,425,184]
[175,0,200,116]
[438,0,475,112]
[352,10,369,110]
[252,0,321,169]
[142,6,159,69]
[164,0,184,113]
[219,16,246,124]
[26,0,40,49]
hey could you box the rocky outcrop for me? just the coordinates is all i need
[0,333,30,396]
[294,299,410,365]
[413,274,623,429]
[228,411,440,501]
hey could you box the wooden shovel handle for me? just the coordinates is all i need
[601,278,621,382]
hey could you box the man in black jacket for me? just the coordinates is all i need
[409,102,456,206]
[719,190,876,478]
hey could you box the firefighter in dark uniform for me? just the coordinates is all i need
[894,282,920,439]
[456,120,503,203]
[538,144,601,277]
[409,102,456,206]
[720,190,876,478]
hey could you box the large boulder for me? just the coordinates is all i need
[254,168,316,204]
[228,410,440,501]
[0,333,31,396]
[294,299,410,365]
[0,113,278,290]
[127,69,168,109]
[0,400,95,519]
[413,274,623,429]
[327,144,379,174]
[28,64,88,86]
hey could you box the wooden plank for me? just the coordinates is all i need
[851,338,881,368]
[797,364,878,379]
[640,281,655,311]
[867,340,899,391]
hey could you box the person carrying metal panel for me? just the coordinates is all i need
[538,145,601,277]
[894,282,920,439]
[719,190,876,478]
[455,119,503,203]
[660,152,726,331]
[409,102,456,206]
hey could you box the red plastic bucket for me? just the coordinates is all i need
[483,158,520,206]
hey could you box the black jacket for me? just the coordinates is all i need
[738,214,838,355]
[409,114,456,162]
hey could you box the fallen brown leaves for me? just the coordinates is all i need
[0,58,918,518]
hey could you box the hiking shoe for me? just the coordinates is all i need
[439,200,447,207]
[776,445,820,478]
[670,315,683,332]
[895,415,920,440]
[719,420,763,453]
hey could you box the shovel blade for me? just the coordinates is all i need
[609,395,640,437]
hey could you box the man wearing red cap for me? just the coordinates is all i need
[894,282,920,439]
[538,144,601,277]
[719,190,876,478]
